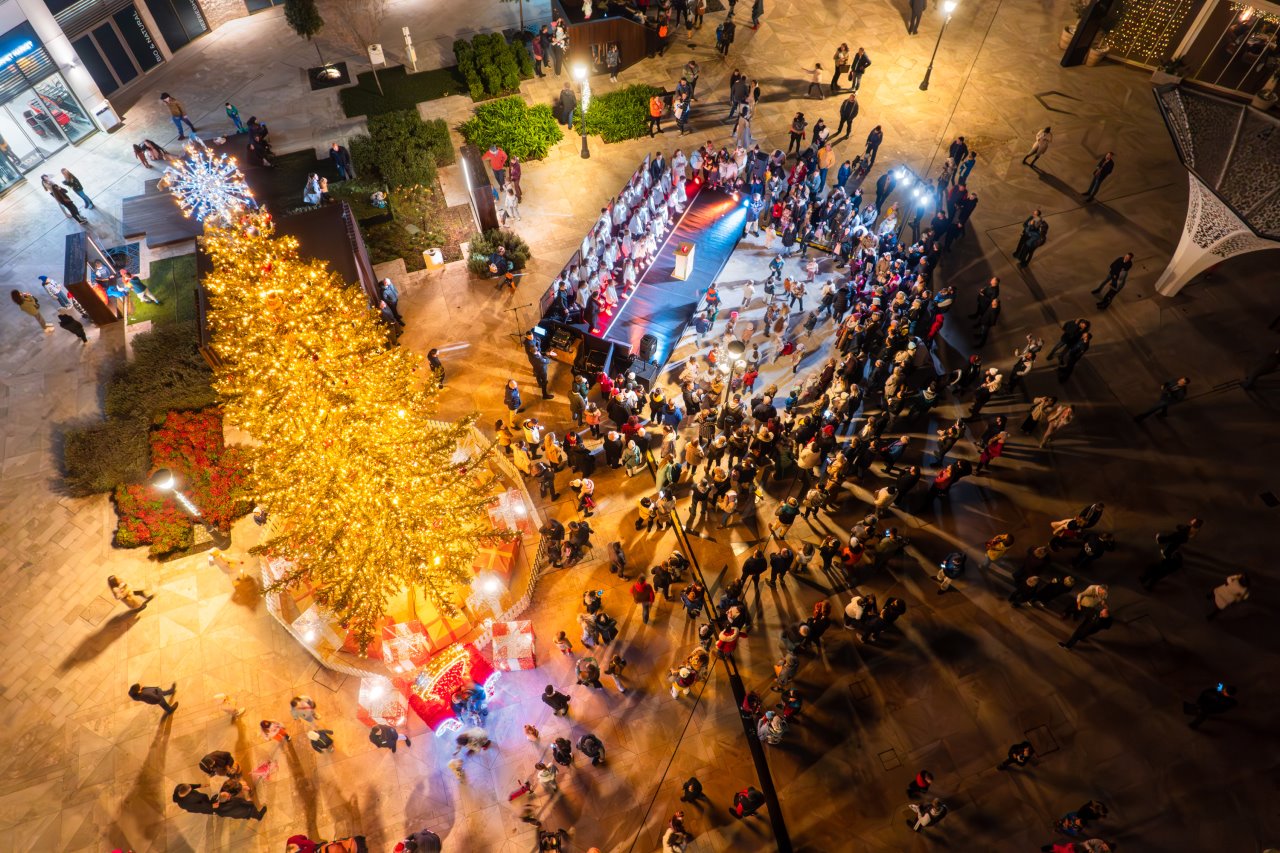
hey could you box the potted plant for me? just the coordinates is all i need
[1251,68,1279,111]
[1060,0,1090,50]
[1152,55,1186,85]
[1085,1,1124,66]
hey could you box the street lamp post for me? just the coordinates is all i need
[574,64,591,159]
[718,340,748,417]
[920,0,958,91]
[151,467,232,549]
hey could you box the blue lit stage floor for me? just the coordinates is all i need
[600,184,746,365]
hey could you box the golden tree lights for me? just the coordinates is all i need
[201,211,508,651]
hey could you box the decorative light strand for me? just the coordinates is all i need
[161,142,255,223]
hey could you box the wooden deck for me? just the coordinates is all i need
[121,178,202,249]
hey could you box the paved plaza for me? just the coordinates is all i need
[1,1,1278,852]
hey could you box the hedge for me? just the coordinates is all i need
[467,228,531,276]
[454,33,531,101]
[104,322,217,421]
[459,97,563,161]
[63,418,151,497]
[350,110,454,191]
[583,84,662,143]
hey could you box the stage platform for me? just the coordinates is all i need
[600,184,746,366]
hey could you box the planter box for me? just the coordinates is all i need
[1151,71,1182,85]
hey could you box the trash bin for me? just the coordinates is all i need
[423,248,444,269]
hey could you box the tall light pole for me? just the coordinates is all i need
[718,340,748,418]
[574,64,591,160]
[151,467,231,549]
[920,0,958,91]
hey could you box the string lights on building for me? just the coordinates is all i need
[1106,0,1195,64]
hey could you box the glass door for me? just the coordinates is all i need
[31,74,95,144]
[0,90,63,170]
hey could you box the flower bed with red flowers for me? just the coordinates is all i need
[113,410,252,558]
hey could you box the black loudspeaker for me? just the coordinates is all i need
[639,333,659,361]
[622,358,661,391]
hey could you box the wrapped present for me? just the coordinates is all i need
[422,608,473,652]
[357,676,409,727]
[382,620,432,672]
[488,489,536,536]
[490,620,536,671]
[291,604,344,650]
[471,539,519,581]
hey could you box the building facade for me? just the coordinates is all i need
[0,0,269,194]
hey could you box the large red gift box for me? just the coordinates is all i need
[471,539,519,581]
[490,620,536,671]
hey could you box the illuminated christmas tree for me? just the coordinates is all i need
[200,211,506,650]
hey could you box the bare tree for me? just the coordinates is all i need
[320,0,389,94]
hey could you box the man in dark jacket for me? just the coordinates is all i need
[1184,683,1236,729]
[1134,376,1190,422]
[328,142,355,181]
[129,682,177,714]
[835,93,859,138]
[369,723,411,752]
[1091,252,1133,307]
[908,0,928,34]
[557,83,577,125]
[542,684,571,715]
[1084,151,1115,201]
[1059,606,1112,650]
[173,783,215,814]
[741,547,767,588]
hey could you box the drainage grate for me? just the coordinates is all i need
[79,597,114,627]
[878,748,901,770]
[848,679,871,701]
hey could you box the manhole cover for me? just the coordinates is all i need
[80,597,114,626]
[878,748,901,770]
[1024,724,1059,756]
[312,664,347,692]
[848,679,871,701]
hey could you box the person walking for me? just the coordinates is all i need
[997,741,1036,770]
[369,722,411,752]
[172,782,216,815]
[1183,683,1237,729]
[1021,126,1053,167]
[1083,152,1114,201]
[160,93,197,139]
[1056,333,1091,382]
[1059,606,1112,650]
[865,125,884,166]
[908,0,927,34]
[631,576,657,624]
[60,168,94,210]
[57,311,89,343]
[730,786,766,818]
[129,682,178,714]
[800,63,825,99]
[225,101,246,133]
[1206,572,1250,620]
[649,93,665,136]
[329,141,355,180]
[1133,377,1190,422]
[12,290,52,332]
[605,653,628,692]
[109,575,155,611]
[541,684,571,716]
[835,93,859,138]
[849,47,872,90]
[1091,253,1133,309]
[681,776,705,803]
[907,770,934,798]
[718,14,736,56]
[910,799,947,832]
[43,177,85,222]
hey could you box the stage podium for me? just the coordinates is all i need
[673,242,696,280]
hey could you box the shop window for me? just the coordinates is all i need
[114,6,165,71]
[72,33,118,95]
[91,22,139,87]
[245,0,286,12]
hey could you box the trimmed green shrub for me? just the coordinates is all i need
[350,110,454,190]
[105,322,217,421]
[365,221,429,273]
[452,33,531,100]
[583,84,662,143]
[62,418,151,497]
[467,228,531,275]
[459,96,563,160]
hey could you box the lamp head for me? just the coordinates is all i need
[150,468,177,492]
[944,0,957,13]
[573,65,587,81]
[727,339,747,357]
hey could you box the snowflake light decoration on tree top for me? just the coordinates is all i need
[160,142,256,223]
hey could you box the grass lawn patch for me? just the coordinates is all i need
[340,65,469,118]
[127,254,199,327]
[253,149,329,214]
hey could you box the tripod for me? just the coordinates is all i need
[506,302,534,346]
